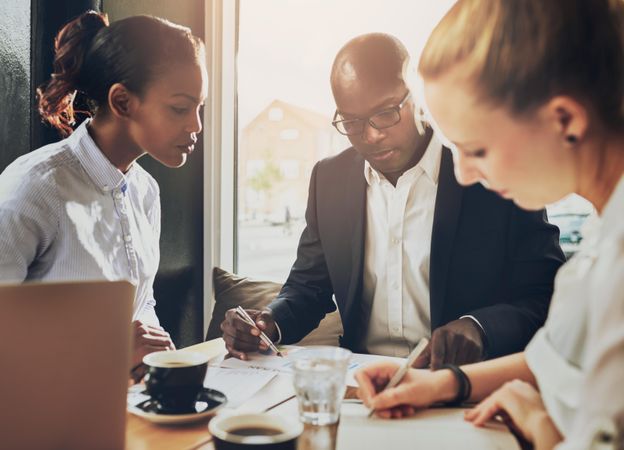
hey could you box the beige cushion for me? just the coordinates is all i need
[207,267,343,346]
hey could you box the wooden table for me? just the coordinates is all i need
[126,386,355,450]
[125,340,225,450]
[126,386,527,450]
[126,412,214,450]
[126,339,330,450]
[125,341,522,450]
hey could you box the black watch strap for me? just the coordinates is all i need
[440,364,472,406]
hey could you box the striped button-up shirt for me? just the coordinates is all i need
[0,120,161,324]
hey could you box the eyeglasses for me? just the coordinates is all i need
[332,91,412,136]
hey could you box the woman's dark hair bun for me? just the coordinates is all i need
[37,11,109,136]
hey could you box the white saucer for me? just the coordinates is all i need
[128,387,227,425]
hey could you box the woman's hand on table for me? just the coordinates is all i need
[464,379,562,448]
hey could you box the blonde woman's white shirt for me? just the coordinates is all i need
[0,120,161,324]
[525,176,624,449]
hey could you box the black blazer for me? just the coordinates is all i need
[269,147,565,357]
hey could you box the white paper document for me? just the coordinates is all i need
[337,403,520,450]
[127,384,151,407]
[345,352,405,387]
[204,367,277,408]
[219,346,406,387]
[219,346,302,372]
[126,367,277,410]
[230,373,296,413]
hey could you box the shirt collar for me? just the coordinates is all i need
[69,119,128,193]
[600,174,624,236]
[363,132,443,187]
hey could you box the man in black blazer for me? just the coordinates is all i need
[221,33,564,368]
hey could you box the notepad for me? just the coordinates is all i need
[337,403,521,450]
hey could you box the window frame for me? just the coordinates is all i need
[203,0,238,334]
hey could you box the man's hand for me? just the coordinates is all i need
[412,318,485,369]
[131,320,175,368]
[220,308,278,360]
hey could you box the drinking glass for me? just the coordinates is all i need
[292,346,352,425]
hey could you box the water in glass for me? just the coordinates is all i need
[293,347,351,425]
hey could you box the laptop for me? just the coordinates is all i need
[0,280,135,450]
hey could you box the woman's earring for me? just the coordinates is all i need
[566,135,578,144]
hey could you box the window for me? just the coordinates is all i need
[279,160,300,179]
[547,194,594,259]
[235,0,456,281]
[279,128,300,141]
[268,107,284,121]
[245,159,265,178]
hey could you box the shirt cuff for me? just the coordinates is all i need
[459,314,488,355]
[138,307,160,327]
[273,321,283,344]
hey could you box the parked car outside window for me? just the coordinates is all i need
[550,213,590,258]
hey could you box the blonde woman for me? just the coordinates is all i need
[356,1,624,448]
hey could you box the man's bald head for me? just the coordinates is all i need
[330,33,409,98]
[329,34,428,185]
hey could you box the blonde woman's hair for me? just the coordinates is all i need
[419,0,624,132]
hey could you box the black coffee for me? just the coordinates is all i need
[228,426,282,436]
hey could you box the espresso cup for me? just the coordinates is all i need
[143,351,209,414]
[209,413,303,450]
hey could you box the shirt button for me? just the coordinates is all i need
[114,191,123,199]
[124,235,132,242]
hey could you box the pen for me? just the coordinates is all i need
[235,306,283,357]
[368,337,429,418]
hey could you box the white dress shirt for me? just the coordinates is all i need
[525,176,624,449]
[363,135,442,357]
[0,120,161,324]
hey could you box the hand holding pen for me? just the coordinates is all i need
[235,306,283,357]
[355,338,443,418]
[220,306,281,359]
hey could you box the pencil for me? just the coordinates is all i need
[367,337,429,418]
[235,306,283,357]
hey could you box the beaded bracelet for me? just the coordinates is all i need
[440,363,472,406]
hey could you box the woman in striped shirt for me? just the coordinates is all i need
[0,11,207,373]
